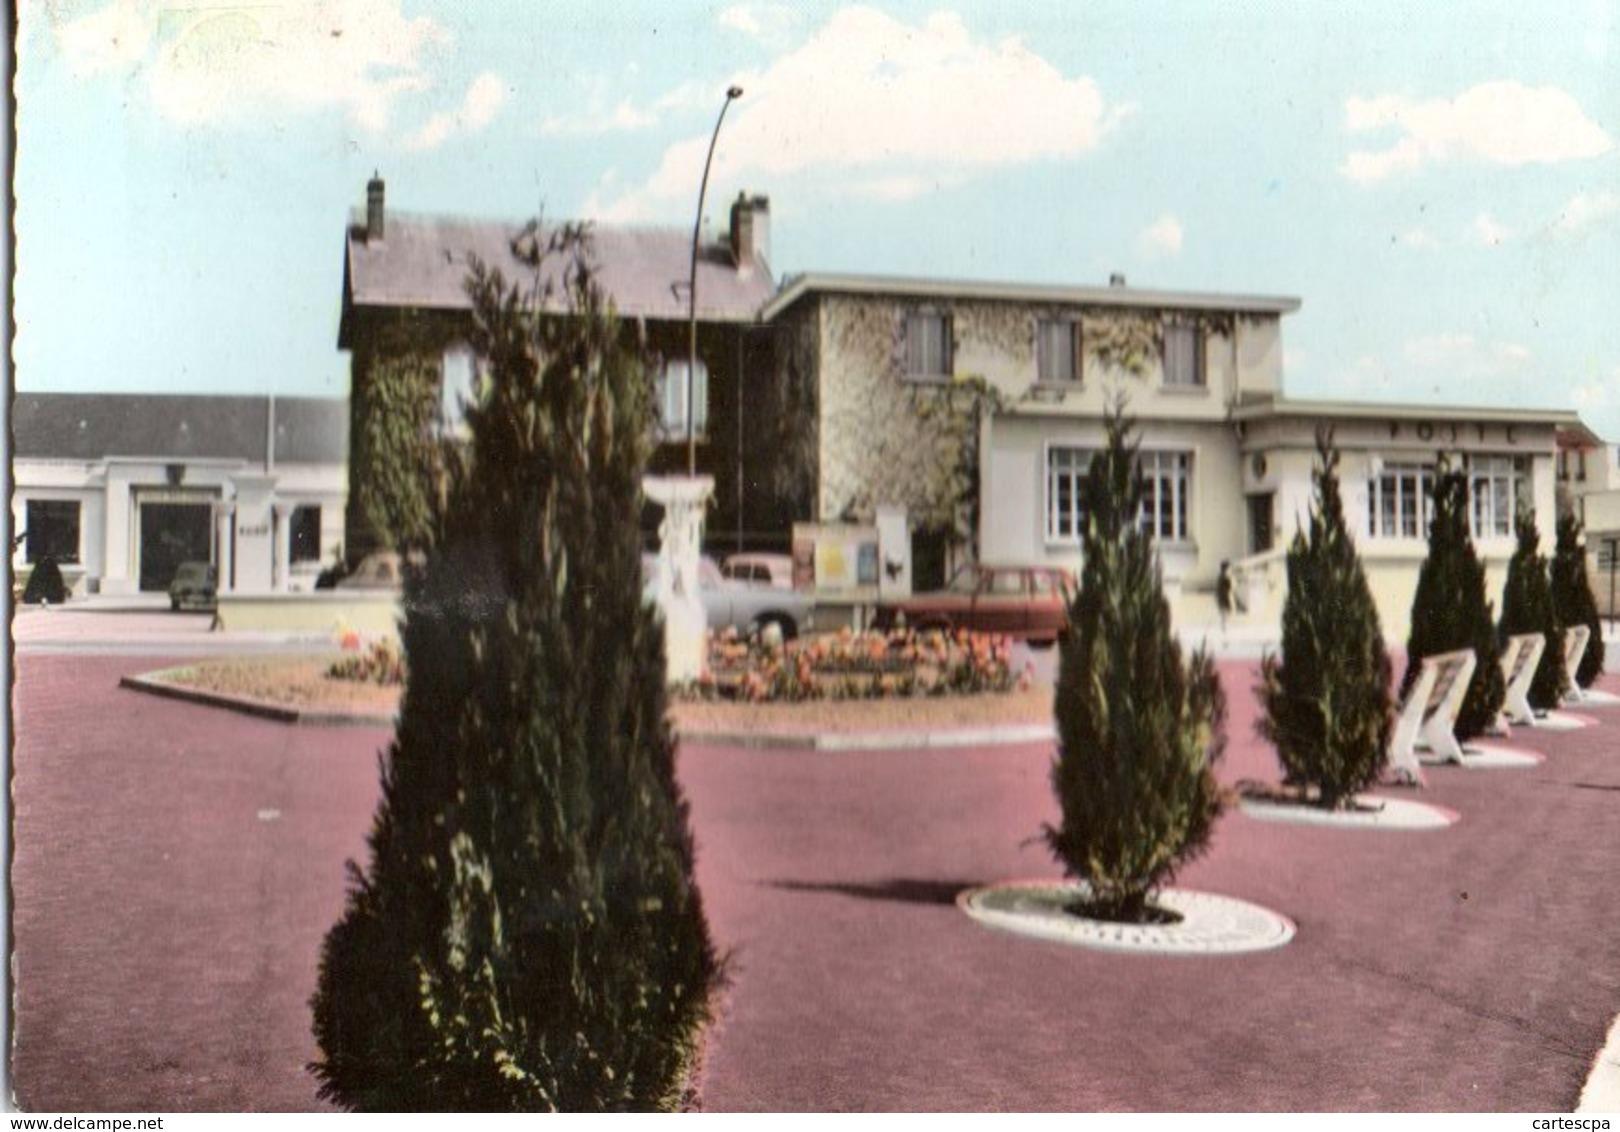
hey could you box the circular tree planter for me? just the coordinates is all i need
[1530,710,1593,731]
[1429,743,1543,769]
[1237,789,1457,831]
[957,880,1295,956]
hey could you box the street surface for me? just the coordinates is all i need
[8,605,1619,1110]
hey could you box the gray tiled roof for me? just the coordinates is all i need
[12,394,348,465]
[344,212,775,327]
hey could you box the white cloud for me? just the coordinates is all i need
[404,72,509,151]
[1473,212,1513,246]
[1397,227,1440,249]
[55,0,449,132]
[718,5,762,36]
[717,3,801,44]
[1572,365,1620,409]
[1550,190,1620,237]
[1136,214,1183,259]
[57,0,153,76]
[1342,80,1612,182]
[588,7,1127,220]
[539,100,658,138]
[1403,333,1532,379]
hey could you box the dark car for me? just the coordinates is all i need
[872,563,1076,646]
[168,561,218,611]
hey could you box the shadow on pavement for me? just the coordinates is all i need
[763,877,979,907]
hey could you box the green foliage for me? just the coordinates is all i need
[1499,507,1568,710]
[1045,405,1226,923]
[1551,512,1605,689]
[1402,461,1504,739]
[311,226,717,1111]
[1258,430,1393,809]
[348,329,449,556]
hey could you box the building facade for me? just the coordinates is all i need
[339,179,1606,638]
[338,176,777,560]
[12,394,347,597]
[755,273,1597,638]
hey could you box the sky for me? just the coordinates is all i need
[13,1,1620,440]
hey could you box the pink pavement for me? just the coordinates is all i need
[11,653,1620,1111]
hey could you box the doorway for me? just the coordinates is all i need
[138,502,213,591]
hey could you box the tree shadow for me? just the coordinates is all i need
[762,877,979,908]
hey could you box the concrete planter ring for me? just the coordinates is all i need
[958,879,1296,957]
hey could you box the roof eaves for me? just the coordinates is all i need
[760,272,1302,321]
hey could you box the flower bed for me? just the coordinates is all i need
[688,627,1028,703]
[328,638,406,685]
[326,627,1031,705]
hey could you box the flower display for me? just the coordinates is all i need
[682,627,1017,703]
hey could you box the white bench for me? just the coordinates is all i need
[1563,624,1591,705]
[1497,632,1546,728]
[1387,649,1476,785]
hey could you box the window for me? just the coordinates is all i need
[656,359,709,439]
[1046,447,1192,543]
[289,505,322,564]
[440,343,478,431]
[1139,450,1191,541]
[1035,318,1080,384]
[1470,455,1525,538]
[1369,462,1434,539]
[903,309,952,379]
[1046,447,1091,542]
[24,499,80,564]
[1162,322,1205,387]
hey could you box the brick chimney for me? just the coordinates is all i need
[729,192,770,274]
[366,172,385,242]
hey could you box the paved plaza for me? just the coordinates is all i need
[8,606,1620,1110]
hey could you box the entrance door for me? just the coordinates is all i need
[139,502,213,591]
[1247,494,1274,555]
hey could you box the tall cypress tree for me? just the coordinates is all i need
[311,227,718,1111]
[1499,506,1568,711]
[1045,405,1226,924]
[1551,511,1605,689]
[1258,429,1392,809]
[1402,460,1504,739]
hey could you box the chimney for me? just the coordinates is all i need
[729,192,771,274]
[1109,272,1126,288]
[366,171,385,242]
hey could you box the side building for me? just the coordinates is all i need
[12,393,347,597]
[338,176,777,560]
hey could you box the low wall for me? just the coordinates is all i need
[214,592,401,636]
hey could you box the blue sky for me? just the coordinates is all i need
[14,1,1620,439]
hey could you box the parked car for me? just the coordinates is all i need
[721,552,795,590]
[643,554,816,639]
[871,563,1076,646]
[168,561,218,611]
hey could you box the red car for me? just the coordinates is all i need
[873,564,1077,646]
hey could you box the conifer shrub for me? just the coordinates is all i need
[1551,512,1604,689]
[1044,406,1226,924]
[311,226,718,1111]
[1402,461,1504,739]
[1257,430,1392,809]
[1499,507,1568,710]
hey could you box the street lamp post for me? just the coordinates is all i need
[686,85,743,476]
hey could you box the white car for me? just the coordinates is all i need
[644,555,816,639]
[721,552,795,590]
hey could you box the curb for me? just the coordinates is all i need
[678,723,1056,751]
[120,669,1056,749]
[119,671,396,728]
